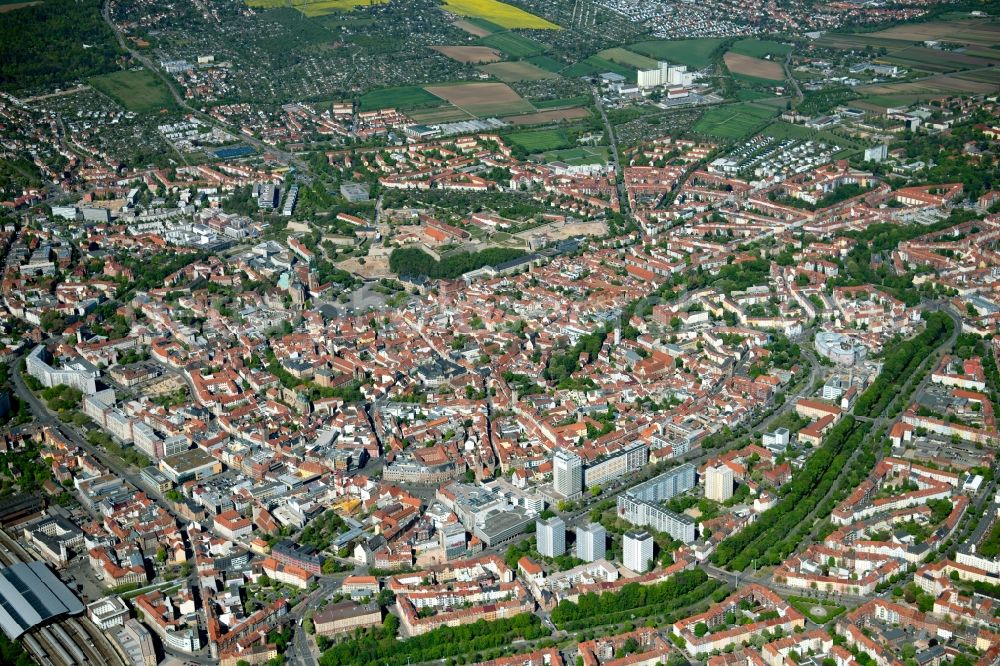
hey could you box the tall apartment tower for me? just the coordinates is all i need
[536,516,566,557]
[553,449,583,498]
[576,522,606,562]
[705,465,734,502]
[623,530,654,573]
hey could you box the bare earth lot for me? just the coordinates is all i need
[724,52,784,81]
[425,82,535,117]
[433,45,503,64]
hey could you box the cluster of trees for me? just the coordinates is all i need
[714,312,954,570]
[769,183,870,211]
[117,251,208,299]
[299,510,347,552]
[0,0,121,94]
[714,414,868,570]
[544,328,607,384]
[688,258,770,295]
[318,613,547,666]
[550,570,722,631]
[0,440,52,497]
[389,247,526,280]
[853,312,953,418]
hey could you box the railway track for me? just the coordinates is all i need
[0,528,124,665]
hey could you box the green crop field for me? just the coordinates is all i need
[597,47,659,70]
[525,55,566,73]
[564,56,634,79]
[478,31,545,57]
[693,103,777,139]
[730,39,792,59]
[359,85,443,111]
[89,69,175,114]
[627,38,725,69]
[533,95,591,109]
[505,128,572,152]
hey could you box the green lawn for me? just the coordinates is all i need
[358,85,443,111]
[505,128,572,152]
[627,38,725,69]
[478,31,545,57]
[89,68,175,114]
[787,596,847,624]
[693,103,777,139]
[730,39,793,59]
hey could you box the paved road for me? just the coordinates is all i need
[592,87,628,217]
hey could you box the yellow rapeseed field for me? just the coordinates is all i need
[246,0,387,17]
[441,0,559,30]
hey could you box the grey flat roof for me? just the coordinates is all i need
[0,562,84,639]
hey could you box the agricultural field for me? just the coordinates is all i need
[246,0,387,17]
[816,17,1000,74]
[425,81,535,116]
[597,47,658,70]
[504,127,573,152]
[857,73,999,99]
[407,105,472,123]
[452,17,494,37]
[440,0,559,30]
[359,85,444,111]
[564,55,634,79]
[627,38,725,69]
[503,107,589,125]
[525,55,566,73]
[433,45,503,64]
[534,94,591,109]
[724,52,784,82]
[477,31,546,57]
[729,39,792,59]
[89,68,175,114]
[693,102,777,139]
[479,61,557,82]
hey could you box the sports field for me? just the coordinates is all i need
[480,61,557,82]
[627,38,725,69]
[724,52,784,81]
[425,82,535,116]
[433,45,502,64]
[89,69,175,114]
[440,0,558,29]
[505,128,573,152]
[542,146,608,165]
[693,103,777,139]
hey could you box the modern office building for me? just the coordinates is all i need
[705,465,734,502]
[536,516,566,557]
[576,523,606,562]
[617,464,697,543]
[553,449,583,499]
[623,531,654,573]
